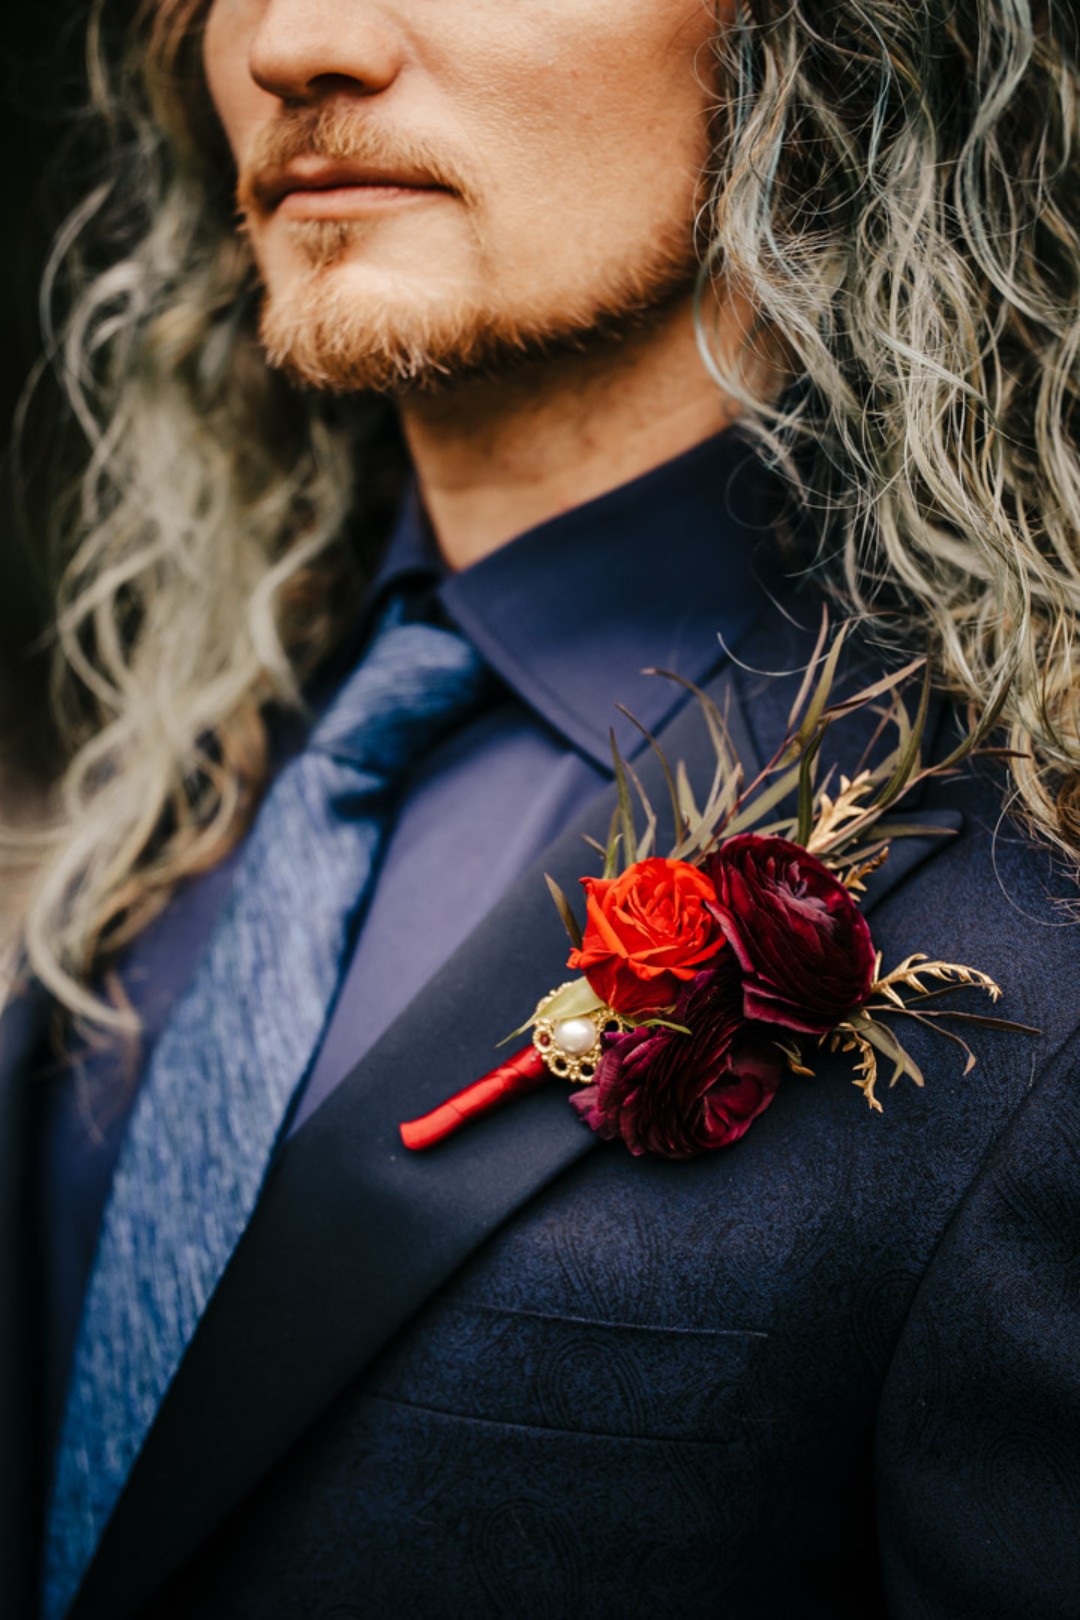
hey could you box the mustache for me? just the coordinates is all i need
[236,104,473,216]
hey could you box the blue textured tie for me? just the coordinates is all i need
[44,601,492,1618]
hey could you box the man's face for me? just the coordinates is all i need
[203,0,722,394]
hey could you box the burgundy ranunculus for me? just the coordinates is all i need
[707,833,876,1035]
[571,958,783,1159]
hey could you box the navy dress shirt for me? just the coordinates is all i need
[34,427,785,1464]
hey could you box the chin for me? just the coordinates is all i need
[252,223,496,394]
[256,240,701,399]
[258,279,509,396]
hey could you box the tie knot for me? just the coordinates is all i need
[310,615,492,776]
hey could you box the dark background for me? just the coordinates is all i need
[1,0,99,800]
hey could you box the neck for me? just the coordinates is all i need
[398,293,743,572]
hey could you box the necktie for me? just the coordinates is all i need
[44,601,492,1618]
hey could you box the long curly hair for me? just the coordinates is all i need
[10,0,1080,1026]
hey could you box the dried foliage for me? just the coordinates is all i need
[578,619,1037,1108]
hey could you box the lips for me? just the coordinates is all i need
[255,160,449,213]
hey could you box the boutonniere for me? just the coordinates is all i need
[401,623,1034,1159]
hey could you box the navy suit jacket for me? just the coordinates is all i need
[2,606,1079,1620]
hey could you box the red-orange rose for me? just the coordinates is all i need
[567,856,724,1017]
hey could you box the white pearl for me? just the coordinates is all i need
[552,1017,597,1057]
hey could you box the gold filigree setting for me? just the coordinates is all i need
[532,982,628,1083]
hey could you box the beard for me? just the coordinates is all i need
[237,102,703,397]
[253,216,701,398]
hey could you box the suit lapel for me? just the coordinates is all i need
[65,659,961,1620]
[0,977,52,1620]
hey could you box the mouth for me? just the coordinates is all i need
[255,160,453,220]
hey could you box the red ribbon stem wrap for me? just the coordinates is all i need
[400,1045,549,1151]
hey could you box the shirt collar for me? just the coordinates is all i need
[369,429,786,770]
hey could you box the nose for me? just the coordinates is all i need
[247,0,405,104]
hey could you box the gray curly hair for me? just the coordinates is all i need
[11,0,1080,1026]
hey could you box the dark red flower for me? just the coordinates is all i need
[571,959,783,1158]
[567,856,724,1018]
[707,833,875,1035]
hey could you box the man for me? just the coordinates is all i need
[3,0,1080,1616]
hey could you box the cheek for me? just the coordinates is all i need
[202,0,270,165]
[442,0,717,225]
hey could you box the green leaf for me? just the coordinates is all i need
[644,668,736,782]
[813,817,956,864]
[723,760,804,837]
[675,747,744,859]
[874,661,932,813]
[603,808,623,879]
[610,730,639,868]
[935,679,1009,773]
[739,815,800,841]
[860,1017,926,1088]
[675,760,701,830]
[824,656,927,717]
[869,1006,1041,1036]
[616,703,687,849]
[535,978,605,1024]
[622,755,658,862]
[785,604,830,736]
[791,624,848,754]
[501,976,604,1042]
[855,822,957,842]
[795,728,825,847]
[545,873,583,951]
